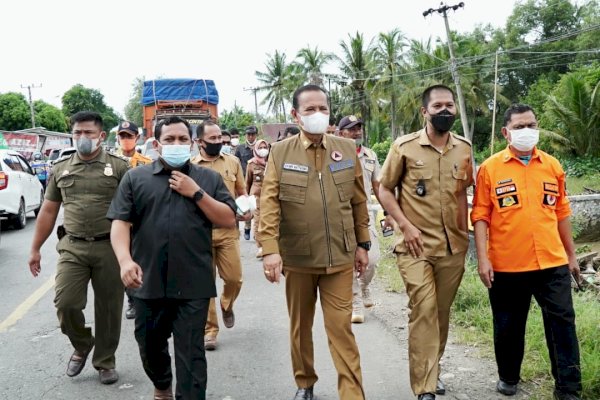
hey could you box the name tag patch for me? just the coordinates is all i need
[543,182,558,194]
[497,178,512,184]
[329,159,355,172]
[283,163,309,173]
[495,184,517,196]
[498,195,519,209]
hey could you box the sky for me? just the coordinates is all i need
[1,0,518,121]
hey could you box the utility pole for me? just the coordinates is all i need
[243,87,259,122]
[21,83,42,128]
[490,50,500,155]
[423,2,471,140]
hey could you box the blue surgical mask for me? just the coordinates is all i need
[221,144,232,155]
[161,144,190,167]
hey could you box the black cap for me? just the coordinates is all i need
[338,115,363,131]
[245,125,258,134]
[118,120,139,135]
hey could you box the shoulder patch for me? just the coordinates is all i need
[452,133,472,147]
[53,154,72,165]
[107,152,129,163]
[395,132,420,147]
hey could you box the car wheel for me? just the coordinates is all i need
[12,198,26,230]
[34,191,44,217]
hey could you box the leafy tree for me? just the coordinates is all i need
[219,105,255,131]
[0,92,31,131]
[61,84,120,131]
[294,46,334,86]
[256,50,297,122]
[34,100,67,132]
[124,77,144,126]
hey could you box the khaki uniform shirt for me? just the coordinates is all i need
[259,132,370,273]
[358,146,381,230]
[192,152,245,240]
[116,149,152,167]
[45,149,129,238]
[245,159,266,198]
[379,129,473,256]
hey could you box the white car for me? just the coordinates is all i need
[0,150,45,229]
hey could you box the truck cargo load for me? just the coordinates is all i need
[141,79,219,139]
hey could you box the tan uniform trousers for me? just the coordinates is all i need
[54,237,124,370]
[285,268,365,400]
[205,229,243,338]
[252,203,261,247]
[396,251,466,395]
[352,228,380,302]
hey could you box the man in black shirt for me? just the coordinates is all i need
[108,116,236,400]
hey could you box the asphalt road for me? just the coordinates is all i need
[0,216,412,399]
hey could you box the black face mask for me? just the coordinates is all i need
[430,109,456,133]
[203,141,222,156]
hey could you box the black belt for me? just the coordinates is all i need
[68,233,111,242]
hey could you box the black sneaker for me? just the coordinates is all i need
[125,303,136,320]
[244,228,251,240]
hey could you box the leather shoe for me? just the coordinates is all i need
[496,380,518,396]
[418,394,435,400]
[293,386,314,400]
[154,386,174,400]
[99,368,119,384]
[125,303,136,319]
[221,301,235,328]
[436,378,445,395]
[204,335,217,351]
[553,389,581,400]
[66,341,94,377]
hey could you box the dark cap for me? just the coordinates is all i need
[338,115,363,130]
[245,125,258,135]
[118,120,139,135]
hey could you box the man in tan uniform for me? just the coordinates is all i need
[260,84,370,400]
[245,139,269,258]
[192,120,250,351]
[338,115,382,323]
[28,111,129,385]
[379,85,473,400]
[115,120,151,320]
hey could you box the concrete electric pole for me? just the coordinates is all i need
[423,2,471,140]
[21,83,42,128]
[243,87,260,122]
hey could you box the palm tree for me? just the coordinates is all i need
[372,29,407,139]
[336,32,376,142]
[545,74,600,157]
[255,50,296,122]
[295,46,334,87]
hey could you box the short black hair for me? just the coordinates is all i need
[222,130,231,138]
[155,116,192,140]
[284,126,300,135]
[292,84,328,109]
[70,111,103,130]
[196,120,218,140]
[503,104,536,127]
[230,127,240,137]
[422,84,456,108]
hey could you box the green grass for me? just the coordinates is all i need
[566,174,600,195]
[376,243,600,399]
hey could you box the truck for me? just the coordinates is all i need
[141,79,219,140]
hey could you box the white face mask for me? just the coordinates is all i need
[510,128,539,152]
[299,112,329,134]
[231,138,240,147]
[256,148,269,158]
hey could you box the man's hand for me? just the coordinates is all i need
[401,222,424,258]
[262,253,283,283]
[169,171,200,198]
[28,250,42,277]
[236,211,253,222]
[478,258,494,288]
[567,254,581,284]
[120,260,143,289]
[354,247,369,278]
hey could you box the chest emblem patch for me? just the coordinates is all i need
[544,194,557,206]
[329,159,355,172]
[495,184,517,196]
[331,151,343,161]
[498,195,519,208]
[104,163,113,177]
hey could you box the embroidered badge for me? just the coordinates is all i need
[495,184,517,196]
[497,178,513,184]
[498,195,519,208]
[104,163,113,177]
[331,151,343,161]
[329,159,355,172]
[543,194,557,206]
[283,163,309,173]
[416,160,424,166]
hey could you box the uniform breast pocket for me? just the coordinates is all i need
[279,171,308,204]
[495,194,522,213]
[332,169,355,202]
[56,176,75,201]
[97,177,119,201]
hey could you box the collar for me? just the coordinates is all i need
[501,146,542,163]
[192,152,225,163]
[417,128,456,150]
[152,159,192,175]
[300,131,327,150]
[72,148,107,165]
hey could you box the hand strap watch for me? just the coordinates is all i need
[192,189,205,202]
[357,241,371,251]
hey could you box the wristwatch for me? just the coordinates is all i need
[357,241,371,251]
[192,189,205,202]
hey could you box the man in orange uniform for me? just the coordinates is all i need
[471,104,581,400]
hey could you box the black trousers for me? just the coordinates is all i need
[489,266,581,393]
[133,297,210,400]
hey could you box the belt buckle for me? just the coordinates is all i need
[84,236,96,242]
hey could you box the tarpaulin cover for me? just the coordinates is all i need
[141,79,219,106]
